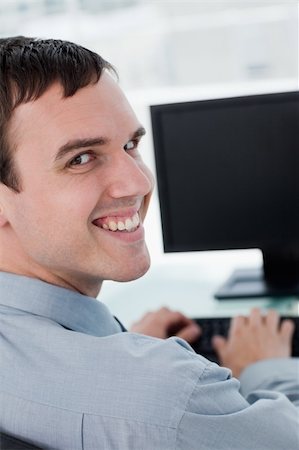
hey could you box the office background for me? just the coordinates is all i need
[1,0,298,326]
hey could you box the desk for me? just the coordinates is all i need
[100,255,299,329]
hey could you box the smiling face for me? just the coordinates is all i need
[0,72,154,296]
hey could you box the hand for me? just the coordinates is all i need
[130,307,201,343]
[212,308,295,378]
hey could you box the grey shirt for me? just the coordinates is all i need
[0,271,298,449]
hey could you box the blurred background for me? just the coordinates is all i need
[1,0,298,323]
[1,1,297,89]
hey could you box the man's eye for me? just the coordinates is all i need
[69,153,94,166]
[124,139,138,152]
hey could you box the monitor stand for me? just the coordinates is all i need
[215,248,299,299]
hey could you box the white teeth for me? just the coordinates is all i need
[132,213,139,227]
[125,218,134,231]
[102,213,140,232]
[117,221,125,230]
[108,221,117,231]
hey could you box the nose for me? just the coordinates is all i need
[107,152,154,200]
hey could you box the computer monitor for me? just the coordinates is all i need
[150,91,299,299]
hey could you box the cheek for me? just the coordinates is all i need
[144,164,155,190]
[10,197,58,244]
[9,191,93,263]
[31,176,100,221]
[140,163,155,218]
[10,189,86,240]
[52,181,102,223]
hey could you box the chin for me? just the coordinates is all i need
[114,258,151,283]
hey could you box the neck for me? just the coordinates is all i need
[0,224,103,297]
[0,263,103,298]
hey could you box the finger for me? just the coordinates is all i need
[212,335,227,355]
[157,307,172,318]
[141,312,152,320]
[164,311,198,337]
[249,308,262,328]
[280,319,295,343]
[229,315,246,337]
[265,309,279,332]
[168,311,194,328]
[176,323,201,343]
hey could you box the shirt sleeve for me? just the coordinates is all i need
[239,357,299,406]
[176,359,299,450]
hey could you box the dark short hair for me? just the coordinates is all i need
[0,36,115,191]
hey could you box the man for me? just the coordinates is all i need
[0,36,298,449]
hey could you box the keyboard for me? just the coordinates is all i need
[191,316,299,363]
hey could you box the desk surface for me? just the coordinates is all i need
[100,256,299,329]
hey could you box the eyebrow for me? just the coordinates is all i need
[54,126,146,162]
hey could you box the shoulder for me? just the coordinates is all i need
[1,313,231,427]
[78,332,233,427]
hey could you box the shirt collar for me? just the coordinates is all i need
[0,271,124,337]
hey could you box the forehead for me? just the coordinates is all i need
[9,72,138,152]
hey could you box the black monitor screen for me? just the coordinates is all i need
[150,91,299,298]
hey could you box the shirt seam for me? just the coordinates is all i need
[82,410,178,429]
[81,414,84,450]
